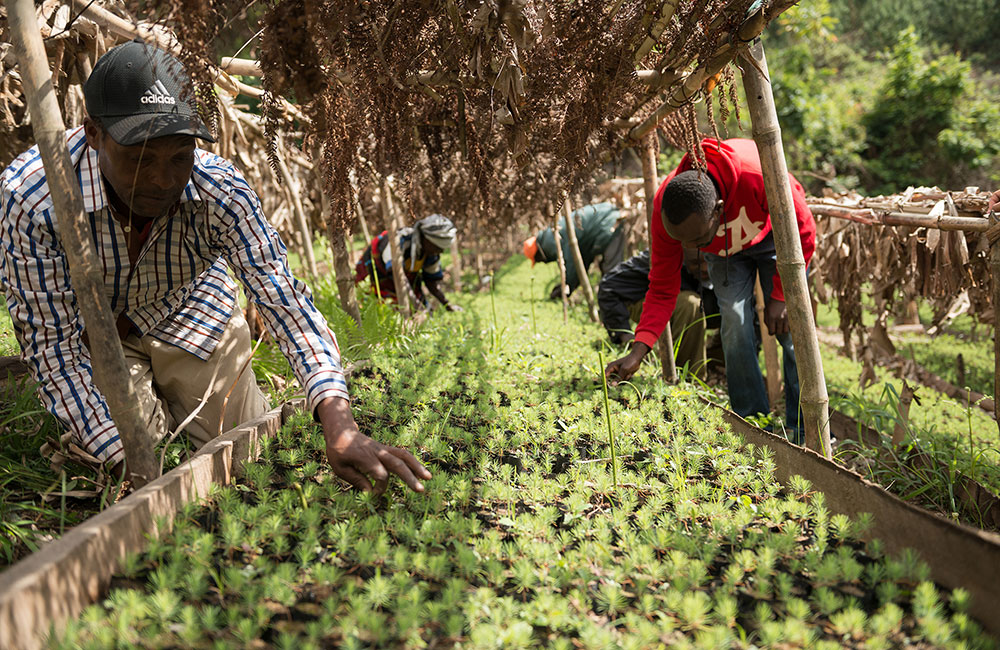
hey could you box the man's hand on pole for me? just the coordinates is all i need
[604,341,651,385]
[764,299,789,336]
[317,397,431,494]
[988,189,1000,214]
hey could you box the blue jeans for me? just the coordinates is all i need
[703,234,802,442]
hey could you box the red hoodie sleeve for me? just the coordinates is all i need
[769,175,816,303]
[634,181,683,349]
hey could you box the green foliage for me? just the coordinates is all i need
[862,29,973,191]
[832,0,1000,62]
[747,0,1000,195]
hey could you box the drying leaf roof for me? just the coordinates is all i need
[1,0,797,240]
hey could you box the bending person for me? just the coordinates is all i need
[604,138,816,443]
[0,42,429,492]
[523,202,624,299]
[355,214,462,312]
[597,249,715,379]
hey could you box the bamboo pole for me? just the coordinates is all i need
[330,231,361,324]
[274,145,318,278]
[563,200,599,322]
[220,56,261,76]
[7,0,158,485]
[741,38,831,457]
[550,205,570,324]
[633,0,682,63]
[755,277,782,408]
[316,167,361,324]
[627,7,769,143]
[640,134,676,383]
[809,204,990,233]
[349,174,373,244]
[891,380,916,445]
[472,207,485,283]
[450,235,462,293]
[989,215,1000,436]
[380,177,411,317]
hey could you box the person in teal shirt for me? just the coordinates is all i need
[522,202,625,299]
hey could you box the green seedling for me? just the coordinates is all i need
[597,350,618,492]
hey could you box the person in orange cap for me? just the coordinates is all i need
[523,202,624,299]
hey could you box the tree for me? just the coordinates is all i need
[862,29,968,192]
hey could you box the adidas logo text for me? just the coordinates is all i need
[140,80,177,106]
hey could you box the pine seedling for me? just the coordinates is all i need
[758,620,785,647]
[529,274,537,336]
[595,581,628,616]
[876,580,901,605]
[913,581,944,620]
[120,550,145,579]
[830,607,867,640]
[597,350,618,492]
[949,587,971,614]
[812,587,843,617]
[199,605,222,632]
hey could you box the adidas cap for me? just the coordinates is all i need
[83,40,215,146]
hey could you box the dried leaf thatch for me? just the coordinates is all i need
[808,187,993,362]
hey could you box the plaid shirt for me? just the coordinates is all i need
[1,127,348,463]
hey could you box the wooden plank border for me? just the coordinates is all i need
[713,403,1000,636]
[0,400,302,650]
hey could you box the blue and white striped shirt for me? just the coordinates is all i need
[1,127,348,463]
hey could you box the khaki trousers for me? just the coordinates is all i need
[628,289,707,379]
[122,307,270,448]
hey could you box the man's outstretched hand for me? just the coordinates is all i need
[764,299,789,337]
[317,397,431,494]
[604,342,650,385]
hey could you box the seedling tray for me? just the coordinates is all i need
[0,401,300,650]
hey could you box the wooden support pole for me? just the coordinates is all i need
[329,231,361,324]
[891,380,916,445]
[741,39,831,457]
[349,172,372,245]
[7,0,158,485]
[472,207,485,283]
[315,172,360,324]
[380,177,411,317]
[550,204,570,324]
[989,212,1000,436]
[563,200,599,322]
[755,277,782,408]
[640,134,676,383]
[633,0,681,63]
[450,235,462,293]
[274,145,318,278]
[809,204,990,233]
[627,6,770,143]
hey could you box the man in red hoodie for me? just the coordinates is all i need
[604,138,815,442]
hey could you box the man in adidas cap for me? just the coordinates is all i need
[0,41,430,494]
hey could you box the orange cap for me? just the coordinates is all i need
[523,236,538,266]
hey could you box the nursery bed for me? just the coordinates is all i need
[3,258,1000,648]
[0,402,297,650]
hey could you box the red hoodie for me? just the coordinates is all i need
[633,138,816,350]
